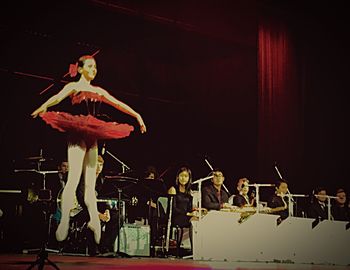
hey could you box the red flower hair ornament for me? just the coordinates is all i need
[69,62,78,77]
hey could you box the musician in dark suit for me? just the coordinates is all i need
[331,188,350,221]
[307,186,328,220]
[202,169,231,211]
[267,180,289,222]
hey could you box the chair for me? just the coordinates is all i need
[156,196,192,258]
[154,196,169,256]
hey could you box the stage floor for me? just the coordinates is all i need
[0,253,350,270]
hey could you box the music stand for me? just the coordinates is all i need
[104,175,138,257]
[15,168,59,270]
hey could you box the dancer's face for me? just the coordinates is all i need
[81,58,97,81]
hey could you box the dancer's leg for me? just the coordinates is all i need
[56,143,86,241]
[83,142,100,244]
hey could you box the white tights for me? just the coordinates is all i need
[56,141,101,243]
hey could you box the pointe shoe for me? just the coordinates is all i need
[56,220,69,242]
[88,221,101,244]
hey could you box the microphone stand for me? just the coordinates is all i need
[280,192,309,217]
[247,184,275,213]
[104,150,131,174]
[274,163,296,217]
[192,176,213,223]
[165,195,174,254]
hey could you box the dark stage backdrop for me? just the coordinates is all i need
[0,0,348,201]
[257,1,349,197]
[0,1,257,195]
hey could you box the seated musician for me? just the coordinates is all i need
[307,186,328,220]
[51,160,69,223]
[202,168,232,211]
[76,155,118,255]
[168,166,194,256]
[267,179,289,222]
[332,188,350,221]
[128,165,167,256]
[233,178,254,208]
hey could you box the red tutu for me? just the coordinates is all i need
[40,111,134,140]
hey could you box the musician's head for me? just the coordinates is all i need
[58,160,69,174]
[335,188,347,206]
[276,180,288,195]
[96,155,104,176]
[314,186,327,203]
[211,168,225,187]
[237,178,249,194]
[144,165,157,180]
[176,166,192,193]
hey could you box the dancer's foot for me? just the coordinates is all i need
[56,220,69,242]
[88,220,101,244]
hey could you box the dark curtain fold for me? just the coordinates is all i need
[257,15,303,184]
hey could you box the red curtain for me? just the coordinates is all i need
[258,16,303,181]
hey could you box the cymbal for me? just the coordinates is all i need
[25,156,46,161]
[105,175,138,184]
[137,179,167,196]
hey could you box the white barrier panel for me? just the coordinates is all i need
[193,211,350,265]
[309,220,349,265]
[192,210,241,261]
[274,216,314,263]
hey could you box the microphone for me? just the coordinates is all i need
[101,143,106,155]
[274,162,283,180]
[204,155,214,171]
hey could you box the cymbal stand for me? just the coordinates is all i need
[114,188,129,258]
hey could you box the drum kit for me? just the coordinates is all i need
[13,152,146,257]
